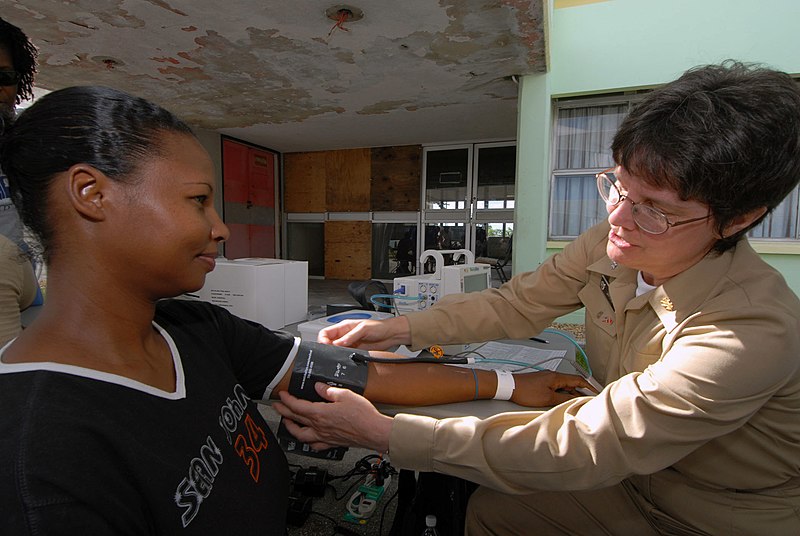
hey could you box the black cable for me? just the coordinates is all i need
[334,475,366,501]
[378,488,399,536]
[350,353,469,364]
[328,454,381,481]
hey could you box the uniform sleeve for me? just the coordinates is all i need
[389,298,800,494]
[0,237,37,346]
[406,222,610,350]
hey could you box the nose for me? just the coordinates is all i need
[606,196,637,229]
[209,208,230,243]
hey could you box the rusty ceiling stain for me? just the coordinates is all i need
[4,0,546,152]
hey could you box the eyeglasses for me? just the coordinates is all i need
[596,168,710,235]
[0,70,20,87]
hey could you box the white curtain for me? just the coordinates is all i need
[554,104,626,170]
[550,174,607,238]
[550,104,627,238]
[749,188,798,239]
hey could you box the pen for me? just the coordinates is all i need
[530,337,549,344]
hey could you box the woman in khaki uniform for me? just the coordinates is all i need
[275,61,800,535]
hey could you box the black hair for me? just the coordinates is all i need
[0,17,37,104]
[612,60,800,253]
[0,85,194,261]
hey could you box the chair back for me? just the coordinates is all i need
[347,280,392,311]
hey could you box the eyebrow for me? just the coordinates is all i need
[184,181,214,191]
[615,175,684,214]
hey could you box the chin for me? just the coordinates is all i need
[606,243,623,263]
[606,246,639,272]
[187,273,209,293]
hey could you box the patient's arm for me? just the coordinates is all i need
[272,349,595,408]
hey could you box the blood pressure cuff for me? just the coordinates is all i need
[278,342,369,460]
[288,342,369,401]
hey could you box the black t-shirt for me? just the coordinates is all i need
[0,299,296,535]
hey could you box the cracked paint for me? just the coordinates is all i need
[4,0,545,150]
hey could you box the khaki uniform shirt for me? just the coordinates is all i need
[0,234,37,346]
[389,221,800,533]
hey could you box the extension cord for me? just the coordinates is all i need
[343,474,390,523]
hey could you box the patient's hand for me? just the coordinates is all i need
[511,371,598,407]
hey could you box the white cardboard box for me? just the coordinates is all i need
[195,258,308,329]
[236,258,309,325]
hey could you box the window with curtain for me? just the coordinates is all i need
[549,96,800,241]
[549,101,630,239]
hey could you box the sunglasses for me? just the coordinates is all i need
[0,70,20,86]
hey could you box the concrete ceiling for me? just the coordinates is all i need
[5,0,547,153]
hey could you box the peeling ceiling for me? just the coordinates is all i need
[4,0,546,152]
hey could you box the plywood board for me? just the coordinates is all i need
[326,148,371,212]
[284,151,326,212]
[324,221,372,280]
[371,145,422,211]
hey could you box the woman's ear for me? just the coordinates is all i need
[721,206,768,238]
[66,164,108,221]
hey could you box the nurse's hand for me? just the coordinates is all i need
[274,383,393,453]
[317,315,412,350]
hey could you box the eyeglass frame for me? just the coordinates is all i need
[595,167,710,235]
[0,70,20,87]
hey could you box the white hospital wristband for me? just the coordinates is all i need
[493,370,515,400]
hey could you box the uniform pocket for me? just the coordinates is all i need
[579,282,617,338]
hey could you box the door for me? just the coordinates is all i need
[222,138,279,259]
[421,143,515,275]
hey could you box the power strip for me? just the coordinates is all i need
[343,475,390,524]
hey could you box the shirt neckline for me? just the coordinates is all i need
[0,321,187,400]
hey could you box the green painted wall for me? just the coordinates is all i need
[514,74,552,273]
[513,0,800,321]
[550,0,800,95]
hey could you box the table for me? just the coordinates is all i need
[378,335,581,536]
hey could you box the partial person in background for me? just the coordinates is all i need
[395,229,416,274]
[0,85,592,534]
[0,17,38,345]
[275,61,800,535]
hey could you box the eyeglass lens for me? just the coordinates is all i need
[0,71,20,86]
[597,172,669,234]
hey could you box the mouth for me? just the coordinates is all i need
[196,252,218,271]
[608,228,634,249]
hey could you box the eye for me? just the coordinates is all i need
[193,195,208,205]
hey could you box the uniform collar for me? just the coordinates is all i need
[651,246,735,332]
[586,244,737,332]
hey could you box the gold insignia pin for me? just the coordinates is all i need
[660,297,674,311]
